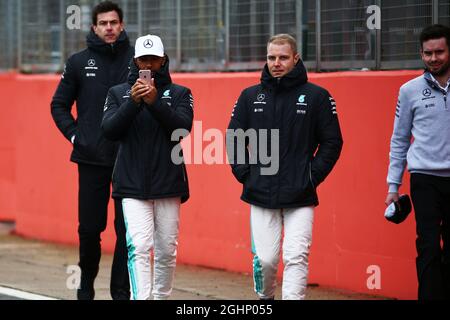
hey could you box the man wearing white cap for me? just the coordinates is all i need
[101,35,194,300]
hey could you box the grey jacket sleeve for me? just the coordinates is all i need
[387,85,413,193]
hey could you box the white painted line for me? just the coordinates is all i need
[0,286,58,300]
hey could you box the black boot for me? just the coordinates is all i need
[77,286,95,300]
[77,268,97,300]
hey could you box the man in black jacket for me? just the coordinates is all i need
[50,1,133,300]
[102,34,193,300]
[227,34,343,300]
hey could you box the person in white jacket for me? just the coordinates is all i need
[386,24,450,300]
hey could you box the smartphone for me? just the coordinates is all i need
[139,70,152,85]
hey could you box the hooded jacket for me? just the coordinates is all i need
[51,30,134,167]
[227,60,343,209]
[101,57,193,203]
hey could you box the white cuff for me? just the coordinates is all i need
[388,184,400,193]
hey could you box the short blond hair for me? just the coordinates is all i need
[267,34,298,55]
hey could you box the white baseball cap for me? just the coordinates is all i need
[134,35,164,58]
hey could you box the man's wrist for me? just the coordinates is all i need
[388,184,400,193]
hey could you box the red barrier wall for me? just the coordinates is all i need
[0,74,18,221]
[0,70,422,299]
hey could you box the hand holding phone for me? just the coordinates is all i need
[134,69,157,105]
[139,70,152,85]
[132,70,152,103]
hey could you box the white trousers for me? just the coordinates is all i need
[122,198,181,300]
[251,205,314,300]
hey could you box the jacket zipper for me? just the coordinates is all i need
[182,163,187,182]
[274,82,280,207]
[309,162,315,189]
[142,121,150,195]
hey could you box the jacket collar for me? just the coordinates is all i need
[423,71,450,93]
[86,29,130,55]
[261,60,308,90]
[127,55,173,89]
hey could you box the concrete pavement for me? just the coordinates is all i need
[0,222,386,300]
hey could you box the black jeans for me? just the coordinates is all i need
[411,173,450,300]
[78,163,130,300]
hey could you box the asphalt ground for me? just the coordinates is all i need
[0,222,386,301]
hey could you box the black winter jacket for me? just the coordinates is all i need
[51,30,134,167]
[227,61,343,209]
[101,58,193,203]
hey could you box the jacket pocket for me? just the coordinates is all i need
[73,121,93,158]
[278,159,313,204]
[243,164,270,202]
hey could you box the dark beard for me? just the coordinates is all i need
[427,61,450,77]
